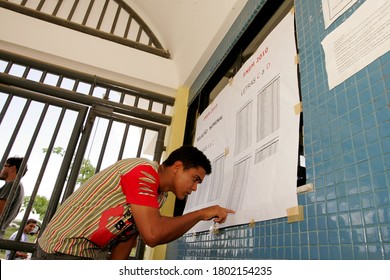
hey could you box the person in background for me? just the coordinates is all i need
[36,145,234,260]
[0,157,27,239]
[5,218,38,260]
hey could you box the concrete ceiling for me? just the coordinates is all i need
[0,0,249,97]
[125,0,248,89]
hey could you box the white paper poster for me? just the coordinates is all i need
[322,0,358,29]
[322,0,390,89]
[184,12,300,232]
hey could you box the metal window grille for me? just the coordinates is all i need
[0,0,170,58]
[0,49,173,259]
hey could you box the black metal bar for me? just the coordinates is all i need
[37,0,46,11]
[95,118,113,173]
[111,5,121,34]
[118,92,130,160]
[136,128,146,157]
[73,79,80,92]
[162,103,167,115]
[2,81,167,133]
[4,61,13,74]
[23,108,66,226]
[0,239,36,253]
[22,65,30,78]
[57,74,64,87]
[134,95,139,107]
[0,98,31,166]
[67,0,79,21]
[0,94,13,125]
[88,78,96,96]
[154,127,166,162]
[112,0,166,51]
[0,73,172,125]
[0,43,170,259]
[124,15,132,38]
[0,49,174,105]
[82,0,95,26]
[61,107,93,201]
[96,107,165,134]
[119,90,125,104]
[0,1,170,58]
[136,26,142,43]
[96,0,109,30]
[0,83,86,111]
[40,106,88,229]
[52,0,63,16]
[39,70,47,83]
[118,123,129,160]
[0,98,35,241]
[8,103,49,259]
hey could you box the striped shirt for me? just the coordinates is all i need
[38,158,167,259]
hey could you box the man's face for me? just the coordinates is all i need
[172,164,206,200]
[24,223,36,234]
[0,163,12,180]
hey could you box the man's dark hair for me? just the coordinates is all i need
[26,218,38,225]
[6,157,28,177]
[163,145,212,174]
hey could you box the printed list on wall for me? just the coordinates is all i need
[184,11,301,232]
[321,0,390,90]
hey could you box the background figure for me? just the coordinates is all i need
[0,157,27,239]
[5,218,38,260]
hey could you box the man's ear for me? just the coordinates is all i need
[173,161,183,174]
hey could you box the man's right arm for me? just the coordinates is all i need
[131,204,234,247]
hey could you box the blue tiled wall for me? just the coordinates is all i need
[167,0,390,260]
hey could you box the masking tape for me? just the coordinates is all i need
[297,183,314,194]
[286,205,304,223]
[295,54,300,64]
[294,102,303,115]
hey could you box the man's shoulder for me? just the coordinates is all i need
[9,231,28,242]
[0,180,24,188]
[0,181,13,196]
[117,158,158,169]
[118,157,154,164]
[9,231,18,240]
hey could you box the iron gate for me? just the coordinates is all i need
[0,50,173,259]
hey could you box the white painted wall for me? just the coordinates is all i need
[0,8,178,96]
[0,0,248,96]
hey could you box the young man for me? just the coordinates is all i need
[36,146,234,260]
[6,218,38,259]
[0,157,27,239]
